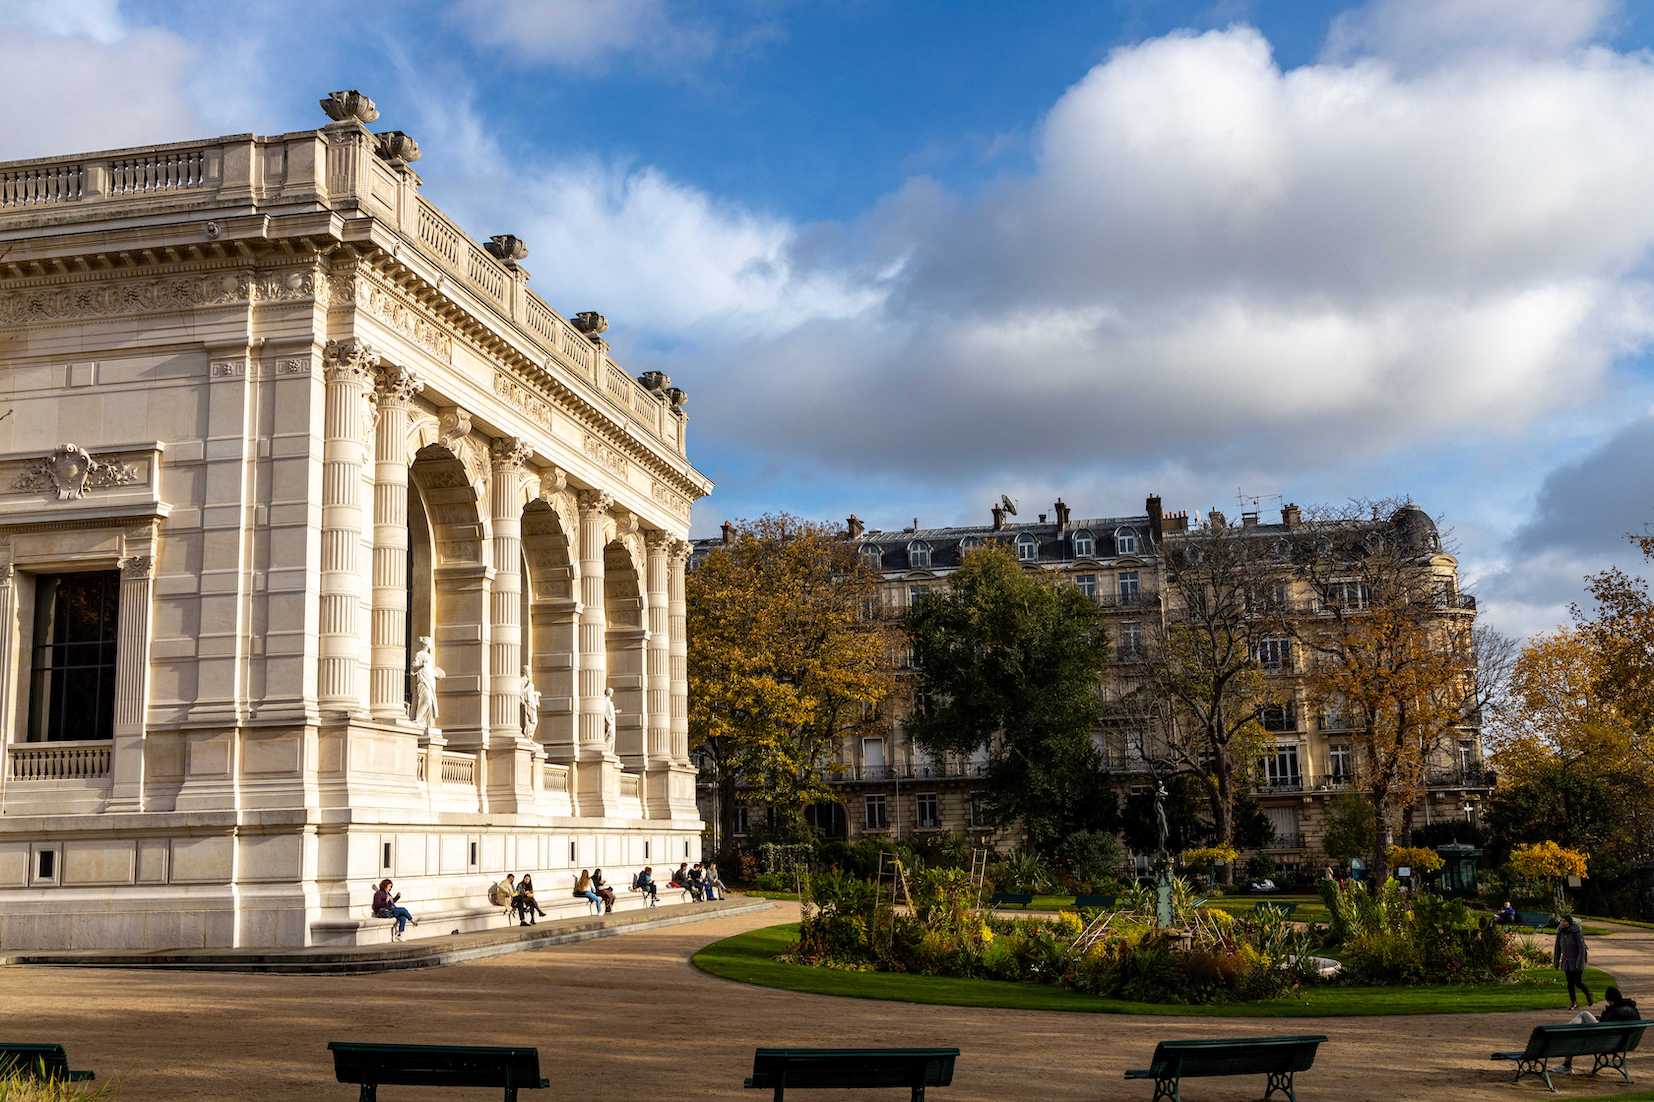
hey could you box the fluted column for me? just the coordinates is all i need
[370,364,421,720]
[645,533,672,762]
[108,550,156,811]
[669,538,691,764]
[489,437,531,740]
[577,490,612,759]
[319,340,375,713]
[0,564,13,810]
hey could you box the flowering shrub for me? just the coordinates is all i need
[1319,877,1520,984]
[1385,845,1444,874]
[1181,845,1240,868]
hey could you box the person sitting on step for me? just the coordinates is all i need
[591,868,616,913]
[574,869,603,913]
[372,879,418,942]
[515,874,547,926]
[633,866,658,905]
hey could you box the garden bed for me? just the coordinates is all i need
[693,923,1615,1018]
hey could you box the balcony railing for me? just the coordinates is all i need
[1255,780,1304,795]
[830,762,989,783]
[7,740,112,781]
[542,763,570,793]
[1263,833,1306,851]
[1096,587,1159,609]
[1426,767,1494,789]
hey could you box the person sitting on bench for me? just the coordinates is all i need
[705,863,725,901]
[515,874,547,926]
[492,873,519,919]
[670,862,702,900]
[1560,986,1640,1073]
[1495,901,1517,924]
[574,869,603,913]
[591,869,616,913]
[633,866,658,902]
[688,863,708,901]
[372,879,418,941]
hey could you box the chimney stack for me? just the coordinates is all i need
[1038,513,1047,524]
[720,520,734,544]
[847,514,865,539]
[1146,494,1164,546]
[1241,511,1259,528]
[992,503,1005,531]
[1054,498,1071,532]
[1282,502,1301,529]
[1165,509,1190,534]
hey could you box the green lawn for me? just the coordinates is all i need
[1560,1094,1654,1102]
[692,923,1614,1018]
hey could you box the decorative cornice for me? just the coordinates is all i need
[0,266,327,329]
[343,270,454,363]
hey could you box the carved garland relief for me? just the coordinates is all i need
[0,269,328,328]
[13,444,142,500]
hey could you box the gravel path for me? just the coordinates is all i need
[5,904,1651,1100]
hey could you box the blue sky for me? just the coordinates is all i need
[4,0,1654,638]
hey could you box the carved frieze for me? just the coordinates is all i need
[651,479,692,522]
[349,276,453,363]
[0,269,327,329]
[13,444,141,501]
[494,370,554,431]
[582,432,629,478]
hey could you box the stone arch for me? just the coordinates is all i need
[408,442,489,746]
[522,498,578,759]
[604,536,648,769]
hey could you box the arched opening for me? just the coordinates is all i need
[522,499,577,761]
[406,442,488,746]
[604,538,647,769]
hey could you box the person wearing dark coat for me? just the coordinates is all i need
[1561,986,1638,1072]
[1554,914,1592,1010]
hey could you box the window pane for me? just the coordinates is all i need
[29,571,120,742]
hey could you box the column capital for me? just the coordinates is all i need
[373,363,423,405]
[119,555,154,580]
[490,435,532,470]
[644,530,674,554]
[669,537,693,562]
[322,338,378,387]
[576,488,613,514]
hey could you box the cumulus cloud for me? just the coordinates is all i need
[1513,414,1654,554]
[446,0,724,74]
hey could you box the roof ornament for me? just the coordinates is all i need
[320,90,380,125]
[485,235,528,266]
[571,311,608,340]
[374,131,421,167]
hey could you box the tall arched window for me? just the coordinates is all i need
[907,540,931,569]
[1072,529,1095,558]
[860,544,883,569]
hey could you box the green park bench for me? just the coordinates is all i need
[328,1041,549,1101]
[1073,894,1115,910]
[1125,1035,1327,1102]
[744,1047,959,1100]
[1515,911,1555,930]
[1491,1021,1654,1092]
[988,891,1033,909]
[0,1043,95,1083]
[1257,902,1298,920]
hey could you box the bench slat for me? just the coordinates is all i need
[330,1041,548,1091]
[746,1047,958,1093]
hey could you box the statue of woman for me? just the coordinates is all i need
[1153,781,1170,861]
[521,665,541,733]
[410,636,445,732]
[602,687,619,750]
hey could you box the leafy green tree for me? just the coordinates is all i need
[906,544,1118,856]
[688,515,893,860]
[1321,791,1376,868]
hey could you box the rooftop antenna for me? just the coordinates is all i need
[1236,487,1281,511]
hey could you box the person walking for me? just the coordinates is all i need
[1555,914,1592,1010]
[372,879,417,942]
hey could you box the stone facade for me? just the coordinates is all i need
[0,95,709,949]
[695,497,1488,870]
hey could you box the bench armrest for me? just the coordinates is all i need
[1490,1052,1526,1061]
[1123,1069,1156,1079]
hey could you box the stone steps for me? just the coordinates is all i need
[0,897,773,975]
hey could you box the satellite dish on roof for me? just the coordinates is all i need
[1000,494,1018,517]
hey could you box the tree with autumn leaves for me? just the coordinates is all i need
[686,515,893,860]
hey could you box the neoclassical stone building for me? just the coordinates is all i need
[0,92,709,948]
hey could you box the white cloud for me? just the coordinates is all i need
[1323,0,1619,67]
[0,0,126,43]
[446,0,719,73]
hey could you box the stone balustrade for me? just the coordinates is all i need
[438,752,477,787]
[542,763,570,793]
[8,741,113,781]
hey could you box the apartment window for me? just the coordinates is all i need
[1016,533,1038,562]
[1117,571,1140,606]
[1075,574,1097,600]
[899,645,914,669]
[1458,739,1477,776]
[916,792,941,828]
[864,793,889,830]
[1325,581,1371,611]
[1073,530,1095,558]
[1115,527,1139,555]
[969,795,991,828]
[734,806,750,836]
[1263,744,1302,789]
[1118,621,1144,660]
[908,584,925,607]
[28,571,120,742]
[960,536,980,552]
[1328,744,1353,783]
[1261,700,1298,732]
[859,596,876,621]
[861,736,887,773]
[1248,583,1287,612]
[1321,698,1352,731]
[913,691,931,717]
[907,540,932,569]
[1253,637,1293,671]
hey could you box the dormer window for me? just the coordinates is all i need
[1072,529,1095,558]
[860,544,883,568]
[1115,527,1139,555]
[907,540,932,569]
[1015,533,1038,562]
[959,536,980,553]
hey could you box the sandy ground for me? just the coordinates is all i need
[5,904,1652,1101]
